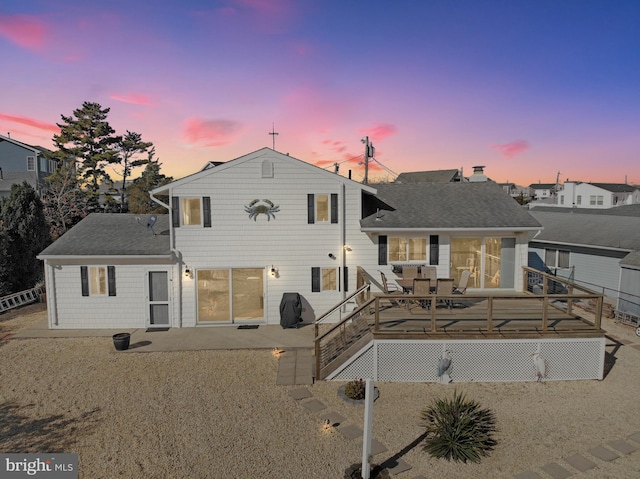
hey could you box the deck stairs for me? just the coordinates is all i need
[0,286,45,314]
[317,315,373,380]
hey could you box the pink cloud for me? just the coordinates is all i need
[0,113,58,132]
[359,123,398,143]
[0,14,47,51]
[110,93,155,106]
[490,140,530,159]
[182,118,244,147]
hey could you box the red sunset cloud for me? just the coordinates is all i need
[0,14,47,51]
[0,113,58,132]
[110,93,155,106]
[490,139,530,159]
[359,123,398,143]
[182,118,243,147]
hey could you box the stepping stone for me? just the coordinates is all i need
[608,439,637,454]
[541,463,571,479]
[338,424,363,440]
[564,453,596,472]
[276,375,296,386]
[628,431,640,444]
[588,445,619,462]
[289,387,312,400]
[514,472,543,479]
[301,399,326,413]
[356,438,388,456]
[322,411,346,427]
[383,457,412,475]
[412,476,427,479]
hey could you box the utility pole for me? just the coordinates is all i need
[269,123,279,150]
[361,136,374,184]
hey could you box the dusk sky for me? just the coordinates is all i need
[1,0,639,186]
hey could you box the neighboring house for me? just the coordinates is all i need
[528,205,640,315]
[619,250,640,317]
[557,181,640,209]
[528,183,556,200]
[38,148,541,329]
[395,168,465,183]
[498,182,531,200]
[0,134,56,197]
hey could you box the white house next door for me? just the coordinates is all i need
[147,270,171,327]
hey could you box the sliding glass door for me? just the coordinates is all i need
[450,237,515,288]
[197,268,264,323]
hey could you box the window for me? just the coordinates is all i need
[171,196,211,227]
[81,266,116,296]
[544,249,556,268]
[589,195,603,206]
[545,248,570,268]
[450,237,516,289]
[560,195,564,205]
[27,156,35,171]
[307,194,338,224]
[48,160,56,173]
[576,195,581,205]
[261,160,274,178]
[558,250,570,268]
[388,237,426,262]
[311,267,338,292]
[40,157,47,172]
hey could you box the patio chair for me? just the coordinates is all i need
[436,278,454,309]
[421,266,438,290]
[454,270,471,295]
[379,271,402,308]
[402,265,419,279]
[412,278,432,309]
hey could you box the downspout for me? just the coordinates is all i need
[341,182,347,304]
[150,191,183,328]
[48,262,58,327]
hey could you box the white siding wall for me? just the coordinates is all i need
[174,155,367,325]
[47,263,176,329]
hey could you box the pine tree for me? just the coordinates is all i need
[127,156,173,214]
[0,182,52,295]
[41,164,88,240]
[114,132,154,212]
[52,101,120,213]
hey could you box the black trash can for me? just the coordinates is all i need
[280,292,302,329]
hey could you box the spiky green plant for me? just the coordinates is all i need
[420,390,497,463]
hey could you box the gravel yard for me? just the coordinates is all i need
[2,305,640,478]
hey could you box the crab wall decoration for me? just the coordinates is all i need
[244,199,280,221]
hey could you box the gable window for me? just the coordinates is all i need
[311,267,337,292]
[388,237,426,262]
[307,194,338,224]
[261,160,274,178]
[171,196,212,227]
[81,266,116,296]
[27,156,35,171]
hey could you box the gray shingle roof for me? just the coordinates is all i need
[395,169,461,183]
[589,183,637,193]
[530,204,640,217]
[361,181,541,229]
[39,214,171,257]
[621,250,640,267]
[529,210,640,251]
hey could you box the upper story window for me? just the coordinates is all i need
[181,198,202,225]
[27,156,35,171]
[171,196,212,228]
[307,194,338,224]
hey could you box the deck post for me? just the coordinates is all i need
[567,285,573,315]
[374,297,380,332]
[487,296,493,332]
[430,296,437,332]
[542,295,549,332]
[595,295,603,330]
[315,338,321,381]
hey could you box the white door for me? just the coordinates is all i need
[147,270,171,327]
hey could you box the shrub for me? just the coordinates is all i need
[420,390,497,463]
[344,378,366,400]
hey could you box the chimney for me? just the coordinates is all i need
[469,165,488,182]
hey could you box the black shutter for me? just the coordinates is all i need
[107,266,116,296]
[343,266,349,292]
[203,196,211,228]
[80,266,89,296]
[307,194,315,224]
[172,196,180,227]
[429,235,439,265]
[311,267,321,292]
[378,235,388,265]
[330,193,338,224]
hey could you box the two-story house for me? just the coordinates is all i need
[38,148,541,329]
[0,134,56,198]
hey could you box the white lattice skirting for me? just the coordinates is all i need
[328,338,606,382]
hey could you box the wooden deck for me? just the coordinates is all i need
[366,292,605,339]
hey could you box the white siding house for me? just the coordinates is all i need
[557,182,640,209]
[39,148,542,329]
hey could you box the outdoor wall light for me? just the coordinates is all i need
[270,266,279,277]
[343,245,352,252]
[184,268,193,279]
